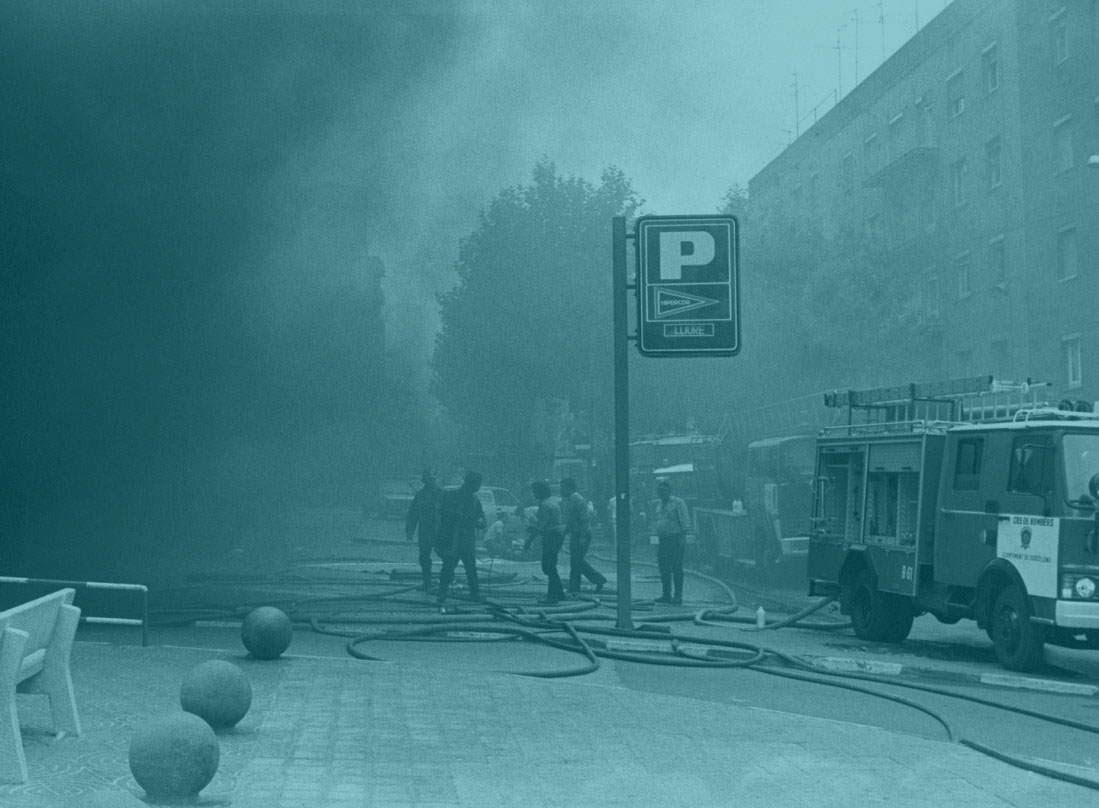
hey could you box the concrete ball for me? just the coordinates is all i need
[180,659,253,729]
[241,606,293,659]
[128,712,219,801]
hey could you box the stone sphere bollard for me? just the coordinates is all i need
[128,712,219,802]
[241,606,293,659]
[180,660,253,730]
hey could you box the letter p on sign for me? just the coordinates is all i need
[658,231,715,280]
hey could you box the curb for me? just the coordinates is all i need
[803,654,1099,696]
[592,638,1099,696]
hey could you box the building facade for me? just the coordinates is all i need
[749,0,1099,404]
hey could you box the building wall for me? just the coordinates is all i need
[749,0,1099,404]
[1016,0,1099,401]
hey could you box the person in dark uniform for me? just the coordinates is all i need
[405,470,440,591]
[435,471,486,612]
[561,477,606,595]
[525,479,565,604]
[652,478,690,605]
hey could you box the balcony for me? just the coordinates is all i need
[864,147,941,189]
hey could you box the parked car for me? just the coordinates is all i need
[373,478,420,519]
[477,485,522,526]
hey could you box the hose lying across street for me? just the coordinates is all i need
[156,561,1099,794]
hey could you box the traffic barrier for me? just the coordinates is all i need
[0,576,148,647]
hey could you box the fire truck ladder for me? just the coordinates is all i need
[822,375,1053,434]
[720,392,844,445]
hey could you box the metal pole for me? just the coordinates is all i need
[613,216,633,630]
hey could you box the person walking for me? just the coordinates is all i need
[652,478,690,605]
[561,477,606,595]
[524,479,565,604]
[435,471,486,612]
[405,470,441,591]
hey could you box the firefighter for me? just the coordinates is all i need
[434,471,486,612]
[653,478,690,605]
[561,477,606,594]
[524,479,565,604]
[405,470,440,591]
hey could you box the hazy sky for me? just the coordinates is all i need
[367,0,952,367]
[363,0,953,226]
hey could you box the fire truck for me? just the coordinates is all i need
[807,376,1099,671]
[694,435,814,572]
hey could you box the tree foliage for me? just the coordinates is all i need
[432,160,642,456]
[692,183,938,421]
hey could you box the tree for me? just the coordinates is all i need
[432,160,642,472]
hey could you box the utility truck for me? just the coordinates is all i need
[695,434,815,572]
[807,375,1099,671]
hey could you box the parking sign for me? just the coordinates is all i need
[635,215,740,357]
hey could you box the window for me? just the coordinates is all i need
[951,158,968,206]
[982,43,999,94]
[989,236,1006,288]
[920,187,937,233]
[955,251,971,298]
[947,70,965,118]
[865,213,881,242]
[991,338,1011,379]
[1064,333,1082,388]
[1053,12,1069,64]
[1057,226,1078,280]
[1054,116,1074,173]
[923,275,940,323]
[986,137,1002,188]
[953,438,984,492]
[841,151,854,193]
[1009,434,1055,494]
[956,349,973,376]
[864,134,879,171]
[888,112,905,159]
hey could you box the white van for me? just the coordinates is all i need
[476,486,522,526]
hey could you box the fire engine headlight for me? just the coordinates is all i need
[1075,577,1097,599]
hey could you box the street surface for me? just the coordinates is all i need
[77,508,1099,786]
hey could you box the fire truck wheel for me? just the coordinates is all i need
[990,584,1046,672]
[850,569,912,643]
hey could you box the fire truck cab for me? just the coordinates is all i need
[808,377,1099,671]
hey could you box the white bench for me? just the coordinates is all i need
[0,588,81,783]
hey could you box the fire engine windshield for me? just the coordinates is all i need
[1062,434,1099,503]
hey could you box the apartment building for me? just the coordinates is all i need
[749,0,1099,403]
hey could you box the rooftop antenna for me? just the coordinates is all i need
[835,25,845,97]
[875,1,886,58]
[792,73,801,138]
[851,8,860,86]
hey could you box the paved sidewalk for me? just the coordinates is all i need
[2,640,1096,807]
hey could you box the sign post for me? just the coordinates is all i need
[611,213,740,631]
[612,216,633,630]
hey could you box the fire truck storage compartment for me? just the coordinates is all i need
[817,448,863,543]
[866,442,921,547]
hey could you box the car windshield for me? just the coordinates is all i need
[1062,434,1099,502]
[493,488,520,508]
